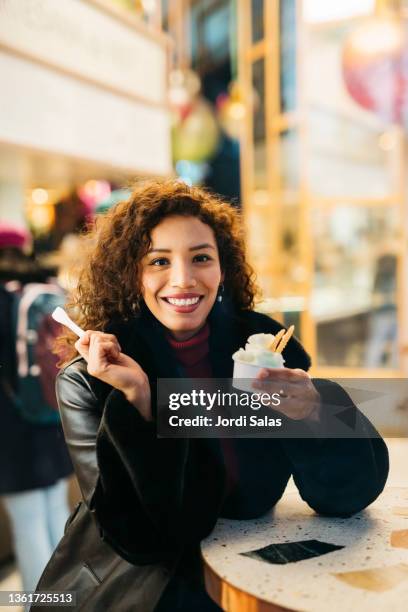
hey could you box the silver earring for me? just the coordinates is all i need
[217,283,224,302]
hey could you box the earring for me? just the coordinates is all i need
[217,283,224,302]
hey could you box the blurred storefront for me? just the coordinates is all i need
[0,0,171,241]
[236,0,408,377]
[163,0,408,377]
[1,0,407,378]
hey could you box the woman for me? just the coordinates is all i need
[33,181,388,612]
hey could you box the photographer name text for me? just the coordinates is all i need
[168,414,282,427]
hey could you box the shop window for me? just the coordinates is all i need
[279,0,297,112]
[312,206,399,369]
[252,57,267,189]
[251,0,264,43]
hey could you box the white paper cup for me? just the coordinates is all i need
[232,354,285,392]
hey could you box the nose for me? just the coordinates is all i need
[169,259,197,288]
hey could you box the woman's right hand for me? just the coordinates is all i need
[75,331,152,422]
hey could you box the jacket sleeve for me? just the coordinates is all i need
[56,360,223,565]
[56,359,102,506]
[280,379,389,517]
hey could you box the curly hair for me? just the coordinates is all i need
[59,179,260,360]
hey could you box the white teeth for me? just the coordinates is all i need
[167,297,200,306]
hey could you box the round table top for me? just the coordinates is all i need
[201,486,408,612]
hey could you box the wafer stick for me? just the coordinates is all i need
[268,329,285,352]
[275,325,294,354]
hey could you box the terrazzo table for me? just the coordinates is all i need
[202,486,408,612]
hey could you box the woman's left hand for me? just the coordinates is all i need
[251,368,321,421]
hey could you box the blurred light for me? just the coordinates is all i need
[304,0,375,23]
[78,180,111,207]
[217,82,248,139]
[31,188,49,205]
[28,204,55,234]
[96,189,131,215]
[217,98,246,139]
[175,160,209,185]
[347,19,404,55]
[342,16,407,124]
[379,131,397,150]
[228,101,246,121]
[172,98,220,163]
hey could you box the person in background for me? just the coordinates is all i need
[0,223,73,593]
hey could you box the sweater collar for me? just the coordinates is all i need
[165,322,210,349]
[166,323,210,367]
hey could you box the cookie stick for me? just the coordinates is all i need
[275,325,295,354]
[268,329,286,352]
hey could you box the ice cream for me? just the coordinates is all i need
[232,327,294,391]
[233,333,285,368]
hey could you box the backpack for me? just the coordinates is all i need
[7,282,66,425]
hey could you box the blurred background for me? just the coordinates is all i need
[1,0,408,602]
[1,0,408,377]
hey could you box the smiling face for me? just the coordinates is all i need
[141,215,224,341]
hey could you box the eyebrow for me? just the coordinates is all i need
[148,243,216,254]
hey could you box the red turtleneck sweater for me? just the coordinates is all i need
[166,323,212,378]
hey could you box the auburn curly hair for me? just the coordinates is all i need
[59,179,260,361]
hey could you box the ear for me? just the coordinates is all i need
[220,270,225,283]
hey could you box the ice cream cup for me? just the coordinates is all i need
[232,354,285,393]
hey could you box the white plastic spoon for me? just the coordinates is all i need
[52,306,85,339]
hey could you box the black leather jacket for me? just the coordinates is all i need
[32,303,389,611]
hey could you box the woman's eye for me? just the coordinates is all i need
[149,254,212,266]
[193,254,212,263]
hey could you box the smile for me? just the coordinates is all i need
[166,297,200,306]
[160,294,204,312]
